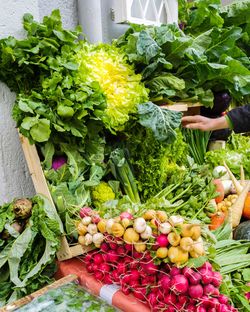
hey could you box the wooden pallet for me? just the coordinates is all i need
[0,274,78,312]
[19,134,91,261]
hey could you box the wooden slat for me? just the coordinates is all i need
[160,102,202,113]
[18,133,87,261]
[0,275,78,312]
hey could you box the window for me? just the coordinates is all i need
[112,0,178,26]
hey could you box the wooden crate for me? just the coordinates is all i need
[19,134,92,261]
[0,274,78,312]
[161,102,202,115]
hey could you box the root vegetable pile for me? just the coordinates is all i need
[84,247,237,312]
[77,208,205,265]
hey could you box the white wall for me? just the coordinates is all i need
[0,0,79,204]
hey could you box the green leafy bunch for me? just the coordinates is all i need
[0,195,63,306]
[115,4,250,107]
[205,133,250,179]
[0,10,106,144]
[123,124,187,201]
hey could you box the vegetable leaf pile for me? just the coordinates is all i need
[115,3,250,107]
[0,195,63,307]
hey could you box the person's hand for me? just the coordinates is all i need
[181,115,229,131]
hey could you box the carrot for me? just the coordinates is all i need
[243,192,250,220]
[223,161,243,194]
[229,180,250,228]
[209,212,226,230]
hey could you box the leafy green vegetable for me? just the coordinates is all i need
[137,102,182,143]
[75,42,149,132]
[0,195,62,306]
[205,133,250,179]
[123,126,187,200]
[109,148,140,204]
[183,128,211,165]
[116,9,250,106]
[152,158,217,222]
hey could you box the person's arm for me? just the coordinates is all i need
[227,105,250,133]
[181,115,230,131]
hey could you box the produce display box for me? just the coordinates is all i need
[55,257,150,312]
[0,274,78,312]
[18,102,201,261]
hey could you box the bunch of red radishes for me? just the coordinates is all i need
[84,241,237,312]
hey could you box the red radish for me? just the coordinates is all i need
[165,263,171,273]
[175,302,184,310]
[100,242,109,252]
[208,298,219,308]
[148,292,157,307]
[133,288,147,301]
[84,253,92,263]
[189,272,202,285]
[99,263,110,272]
[166,306,175,312]
[182,266,194,278]
[170,266,181,277]
[170,274,189,294]
[107,250,119,262]
[112,270,120,283]
[186,304,196,312]
[116,245,126,256]
[92,214,101,224]
[103,275,112,284]
[129,269,140,281]
[121,275,131,284]
[188,284,203,298]
[196,307,206,312]
[211,271,222,287]
[117,263,126,274]
[92,264,98,272]
[201,296,210,308]
[86,263,93,273]
[94,271,104,281]
[102,253,109,262]
[218,294,228,305]
[156,234,169,247]
[164,292,177,304]
[133,251,143,259]
[201,261,213,271]
[143,261,158,275]
[120,211,133,220]
[125,243,133,251]
[148,275,156,284]
[160,275,171,289]
[179,294,188,304]
[109,242,118,250]
[217,304,230,312]
[144,252,152,261]
[121,284,130,295]
[80,206,92,218]
[199,268,213,284]
[93,254,103,265]
[203,284,216,296]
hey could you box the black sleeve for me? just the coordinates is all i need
[227,104,250,133]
